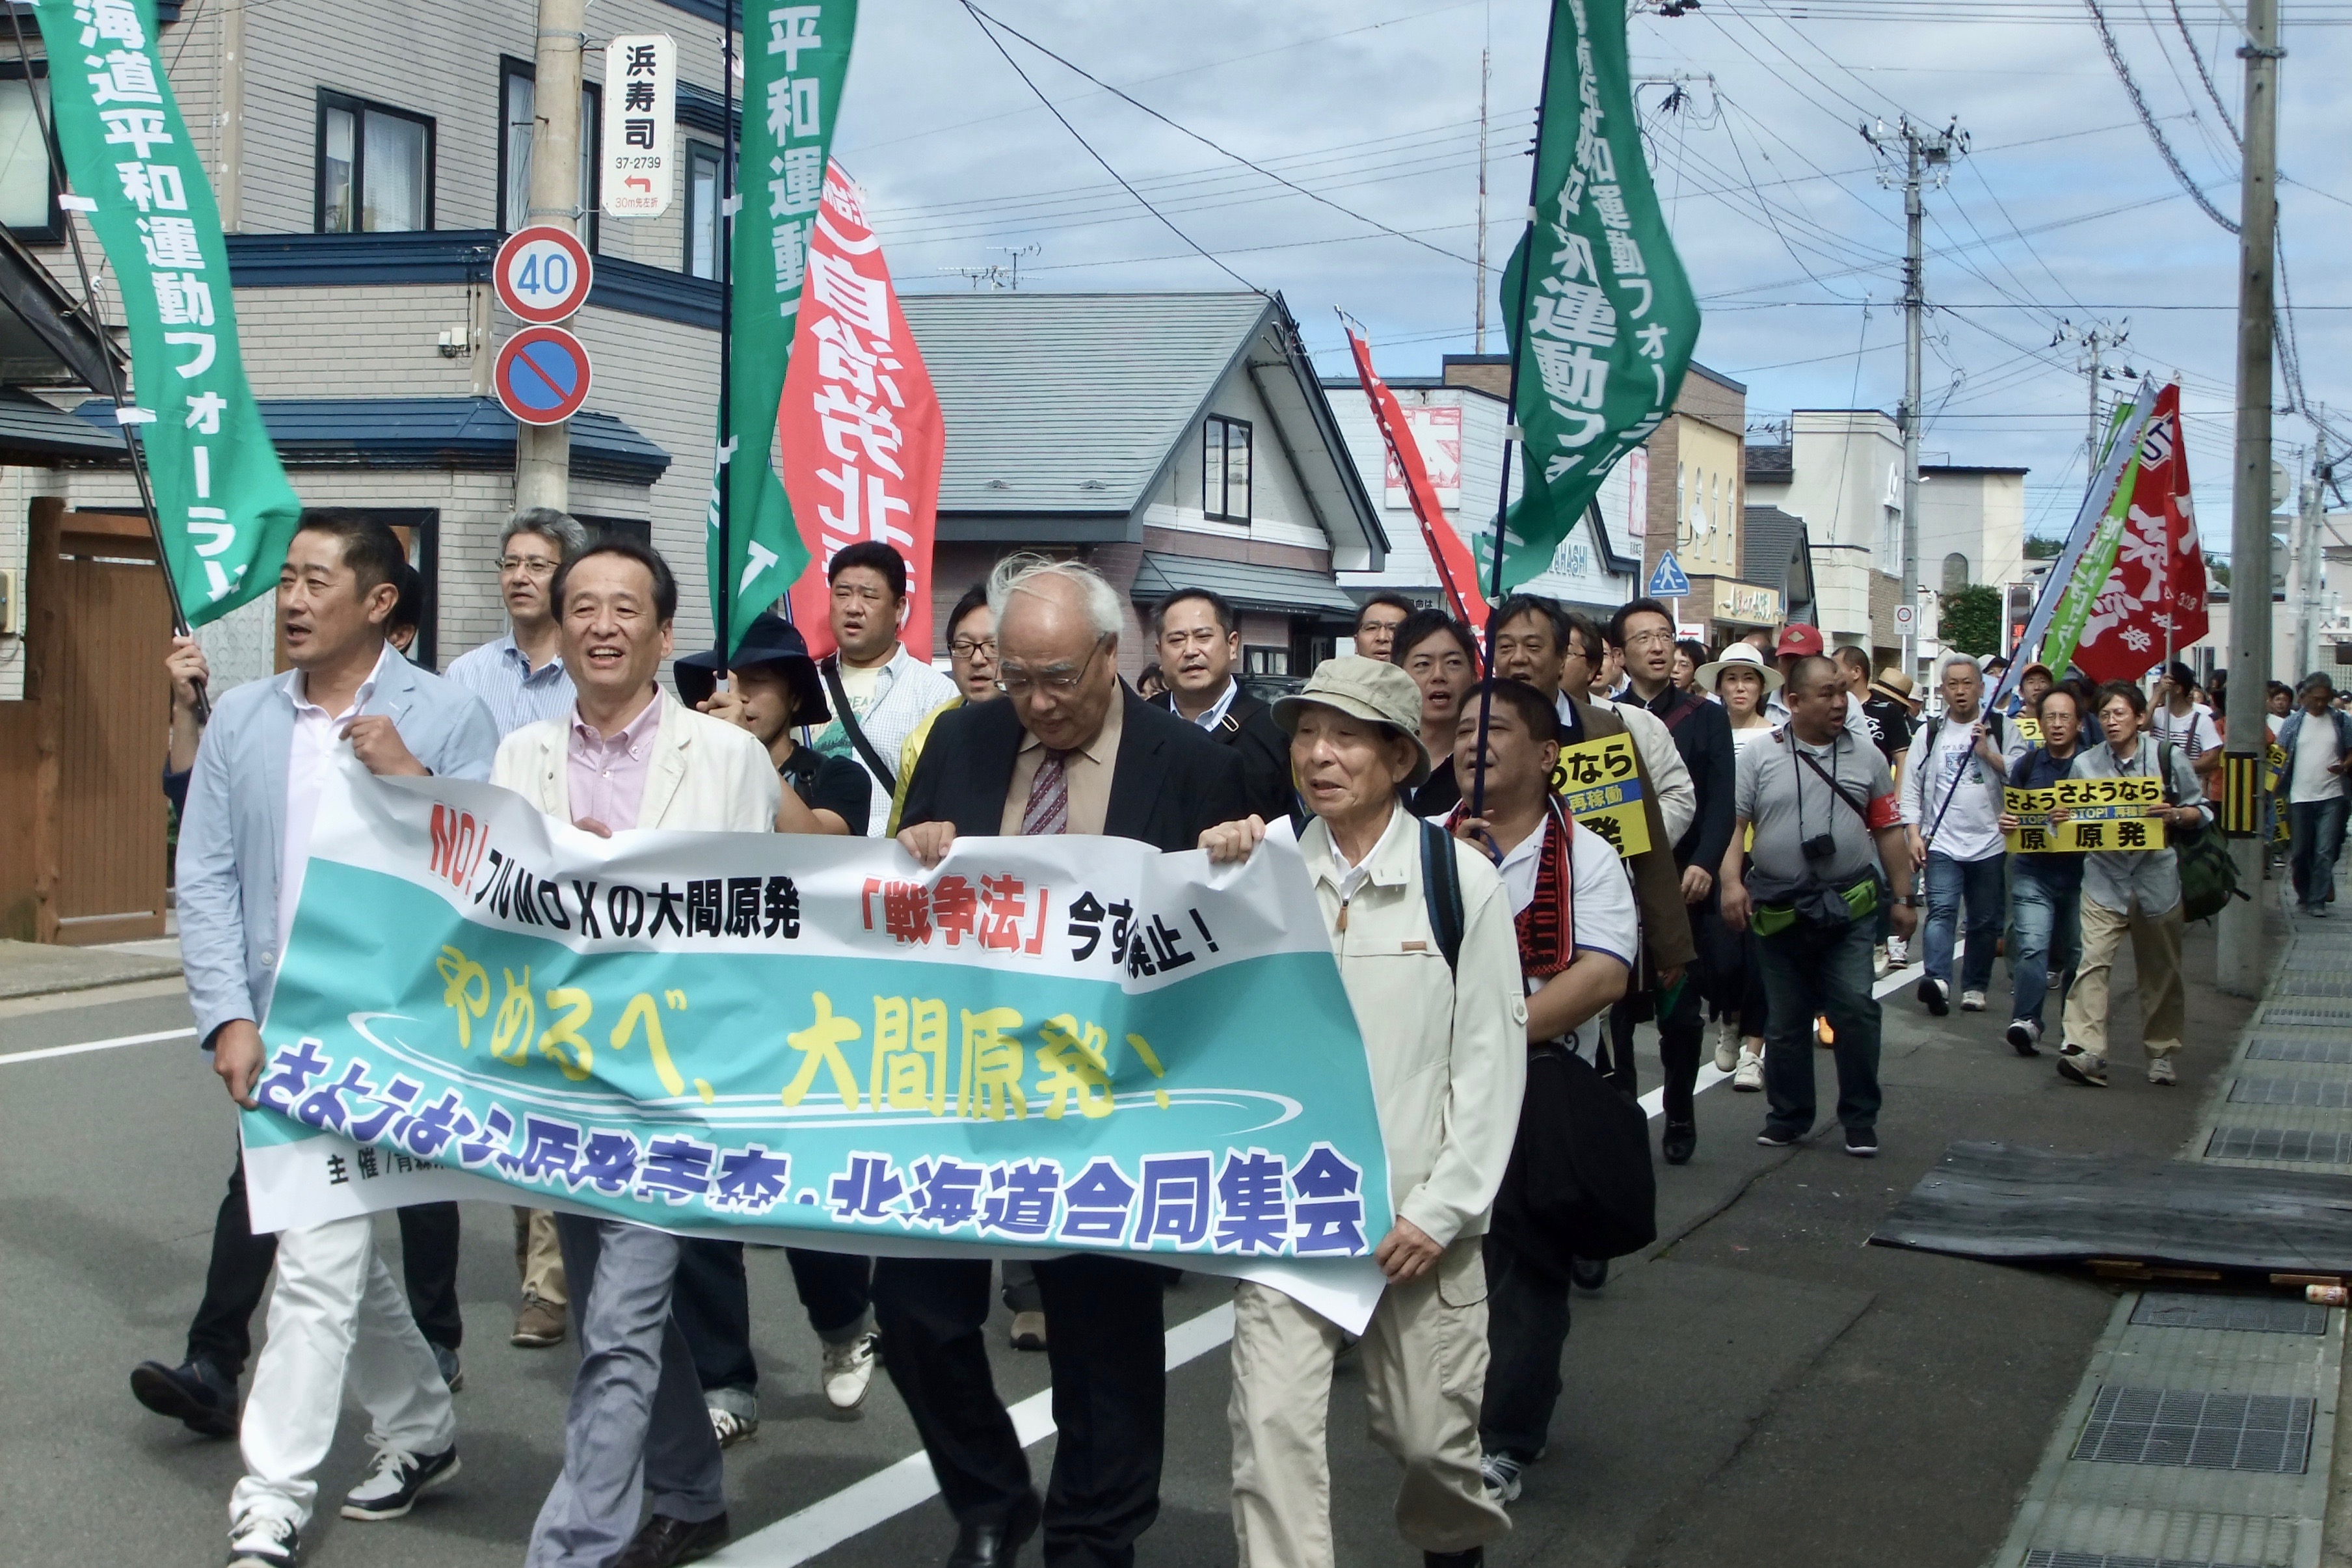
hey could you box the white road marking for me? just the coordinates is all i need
[0,1026,197,1065]
[706,1304,1238,1567]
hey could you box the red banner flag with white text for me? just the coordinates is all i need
[1342,322,1491,633]
[779,165,945,659]
[2068,384,2210,685]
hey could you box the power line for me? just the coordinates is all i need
[961,1,1481,269]
[2168,0,2242,142]
[957,1,1259,292]
[2081,0,2241,231]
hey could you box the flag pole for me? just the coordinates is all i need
[1470,0,1563,825]
[715,0,738,672]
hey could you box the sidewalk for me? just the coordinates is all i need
[0,937,181,1000]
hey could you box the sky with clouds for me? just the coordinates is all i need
[825,0,2351,550]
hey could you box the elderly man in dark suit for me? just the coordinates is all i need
[884,553,1248,1568]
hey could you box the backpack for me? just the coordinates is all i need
[1418,818,1465,972]
[2154,740,2246,923]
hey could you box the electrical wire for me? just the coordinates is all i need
[956,1,1258,292]
[2081,0,2239,232]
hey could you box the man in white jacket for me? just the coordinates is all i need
[498,539,781,1568]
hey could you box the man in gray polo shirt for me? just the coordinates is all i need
[1721,656,1916,1158]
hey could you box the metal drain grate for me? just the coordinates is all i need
[2130,1292,2331,1335]
[2260,1003,2352,1026]
[2206,1126,2352,1163]
[2072,1387,2313,1472]
[2228,1075,2352,1109]
[2275,974,2352,997]
[2022,1555,2256,1568]
[2245,1035,2352,1064]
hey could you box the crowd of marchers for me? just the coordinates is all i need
[132,507,2331,1568]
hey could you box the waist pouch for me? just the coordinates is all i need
[1752,874,1877,937]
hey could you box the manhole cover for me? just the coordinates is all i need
[2206,1125,2352,1163]
[2230,1076,2352,1109]
[2072,1385,2313,1472]
[2131,1291,2330,1335]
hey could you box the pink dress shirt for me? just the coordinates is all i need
[567,688,664,831]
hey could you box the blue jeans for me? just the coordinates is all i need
[1756,914,1882,1135]
[2290,796,2349,907]
[1924,850,2005,994]
[2007,860,2081,1026]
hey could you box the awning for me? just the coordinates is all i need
[0,387,133,462]
[1130,551,1361,618]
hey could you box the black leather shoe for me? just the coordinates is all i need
[1662,1120,1697,1165]
[614,1511,730,1567]
[1569,1255,1609,1291]
[947,1491,1041,1568]
[1425,1550,1485,1567]
[130,1357,237,1437]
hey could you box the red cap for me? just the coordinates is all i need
[1772,624,1825,658]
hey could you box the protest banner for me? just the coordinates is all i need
[2066,384,2209,684]
[1553,732,1650,858]
[2003,775,2166,853]
[243,762,1393,1325]
[1342,319,1489,631]
[33,0,301,626]
[779,162,944,659]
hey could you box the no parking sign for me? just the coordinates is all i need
[495,326,593,426]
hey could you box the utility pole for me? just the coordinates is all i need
[514,0,585,515]
[1474,1,1490,354]
[2219,0,2280,996]
[1865,116,1965,677]
[2053,319,2131,470]
[2294,460,2322,682]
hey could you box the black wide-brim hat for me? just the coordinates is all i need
[673,611,831,725]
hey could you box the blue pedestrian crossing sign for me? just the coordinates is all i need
[1647,551,1691,598]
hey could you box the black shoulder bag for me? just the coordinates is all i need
[821,658,896,795]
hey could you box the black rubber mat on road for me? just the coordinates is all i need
[1871,1141,2352,1273]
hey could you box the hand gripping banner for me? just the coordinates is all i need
[242,762,1394,1322]
[33,0,301,626]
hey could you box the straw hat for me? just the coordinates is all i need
[1271,655,1431,786]
[1868,667,1916,704]
[1694,642,1783,695]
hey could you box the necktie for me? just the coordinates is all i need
[1020,748,1070,836]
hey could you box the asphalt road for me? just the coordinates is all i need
[0,912,2264,1568]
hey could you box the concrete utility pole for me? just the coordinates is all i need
[513,0,585,515]
[2219,0,2281,996]
[2294,463,2322,682]
[2054,319,2130,470]
[1865,117,1964,669]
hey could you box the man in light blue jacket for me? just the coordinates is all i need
[171,512,497,1568]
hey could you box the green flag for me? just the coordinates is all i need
[712,0,858,658]
[1490,0,1698,594]
[2040,398,2150,677]
[34,0,299,628]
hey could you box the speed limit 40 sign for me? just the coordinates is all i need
[495,226,593,325]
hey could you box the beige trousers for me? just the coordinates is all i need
[513,1206,569,1305]
[1228,1237,1508,1567]
[2061,896,2184,1061]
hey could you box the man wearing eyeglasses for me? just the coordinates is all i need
[810,540,957,835]
[885,553,1247,1568]
[444,506,591,1355]
[445,508,587,735]
[1152,585,1295,823]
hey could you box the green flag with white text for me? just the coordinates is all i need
[1491,0,1698,594]
[34,0,300,627]
[712,0,858,658]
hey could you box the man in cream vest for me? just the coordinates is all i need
[498,538,780,1568]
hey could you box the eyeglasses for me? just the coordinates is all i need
[1622,628,1676,650]
[950,637,997,659]
[1000,638,1108,698]
[498,555,559,578]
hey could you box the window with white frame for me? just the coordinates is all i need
[685,139,723,278]
[0,69,55,236]
[1203,415,1252,523]
[317,91,433,233]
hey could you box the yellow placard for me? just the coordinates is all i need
[2003,777,2166,853]
[2014,715,2042,744]
[1551,732,1652,860]
[2268,741,2286,793]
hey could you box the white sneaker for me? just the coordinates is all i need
[1885,935,1908,966]
[822,1329,879,1411]
[1873,943,1890,979]
[226,1514,300,1568]
[1733,1046,1765,1093]
[340,1441,459,1521]
[2005,1018,2042,1056]
[2148,1057,2178,1085]
[1481,1451,1525,1504]
[709,1404,758,1448]
[1713,1020,1740,1074]
[1960,990,1987,1012]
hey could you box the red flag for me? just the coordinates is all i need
[2070,384,2210,684]
[778,164,946,659]
[1342,322,1491,632]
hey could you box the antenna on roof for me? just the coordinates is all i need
[942,243,1042,291]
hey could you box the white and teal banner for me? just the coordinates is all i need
[243,762,1391,1322]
